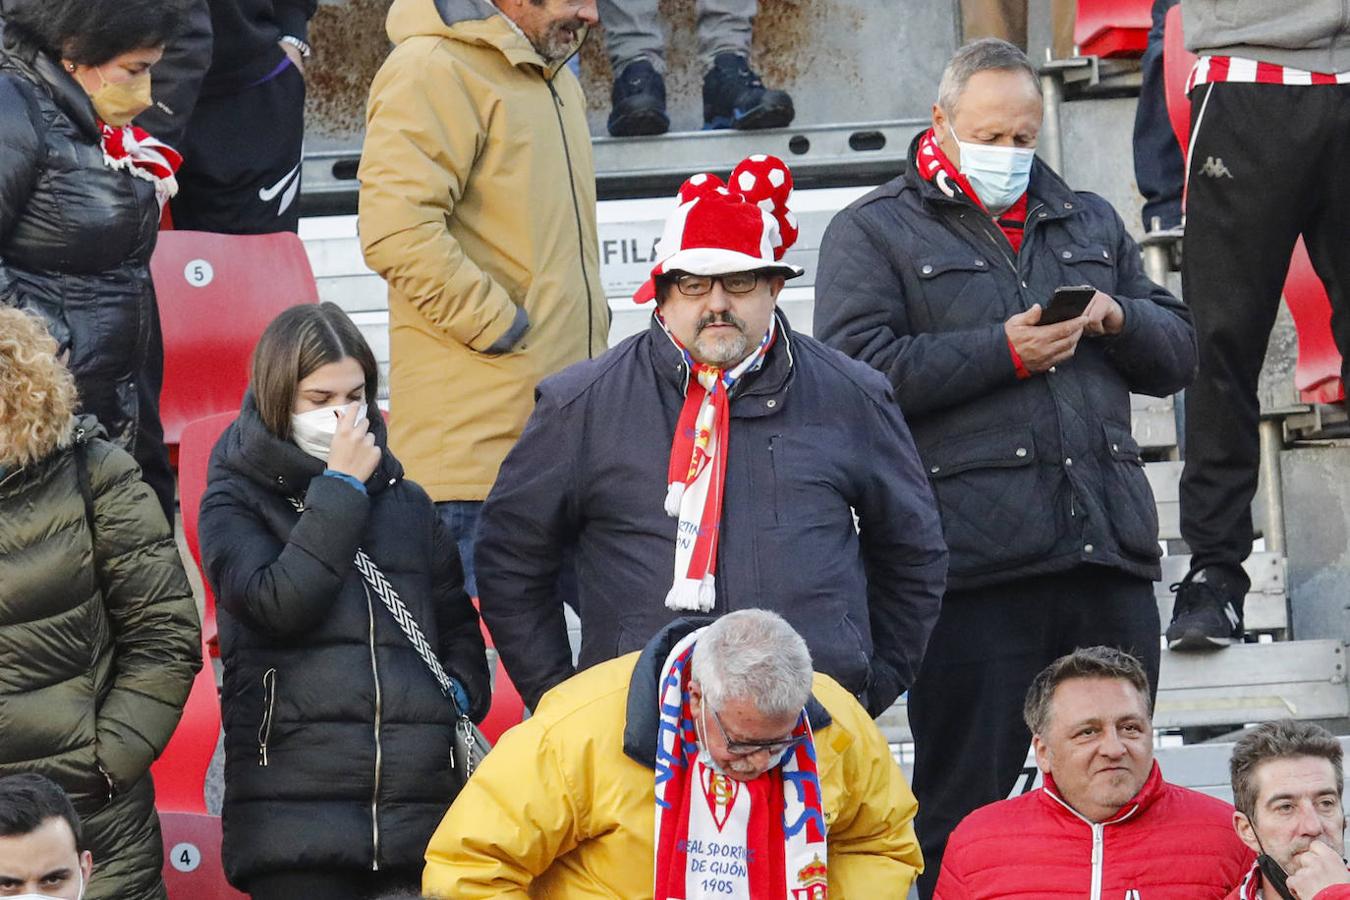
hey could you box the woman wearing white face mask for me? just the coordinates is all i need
[0,0,188,528]
[198,303,491,900]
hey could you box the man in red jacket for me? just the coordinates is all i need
[935,646,1253,898]
[1227,720,1349,900]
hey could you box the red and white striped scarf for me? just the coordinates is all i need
[100,123,182,209]
[653,627,828,900]
[1233,860,1261,899]
[660,316,777,612]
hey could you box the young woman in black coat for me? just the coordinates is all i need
[199,303,491,900]
[0,0,190,525]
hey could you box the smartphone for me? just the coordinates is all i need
[1039,285,1096,325]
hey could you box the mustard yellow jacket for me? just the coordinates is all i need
[423,650,923,898]
[358,0,607,501]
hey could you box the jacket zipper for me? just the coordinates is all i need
[991,200,1081,519]
[1044,789,1141,900]
[363,583,384,871]
[1090,822,1103,900]
[257,668,277,767]
[546,76,599,360]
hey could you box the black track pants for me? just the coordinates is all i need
[1179,82,1350,577]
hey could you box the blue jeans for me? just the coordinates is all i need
[436,500,482,597]
[1132,0,1184,231]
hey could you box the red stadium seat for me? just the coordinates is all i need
[479,657,526,745]
[1161,4,1195,154]
[1162,7,1344,404]
[151,231,318,462]
[1074,0,1151,58]
[155,408,230,809]
[151,637,219,815]
[178,411,238,656]
[158,812,246,898]
[1285,241,1344,403]
[475,602,527,743]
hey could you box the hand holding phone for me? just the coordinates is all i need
[1004,304,1085,373]
[1039,285,1096,326]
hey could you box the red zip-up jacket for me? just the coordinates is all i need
[935,762,1254,899]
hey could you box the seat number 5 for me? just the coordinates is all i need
[184,259,215,288]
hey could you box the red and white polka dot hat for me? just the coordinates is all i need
[632,154,804,304]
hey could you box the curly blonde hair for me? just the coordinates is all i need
[0,307,79,469]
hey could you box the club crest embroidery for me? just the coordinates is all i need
[790,854,828,899]
[700,768,740,832]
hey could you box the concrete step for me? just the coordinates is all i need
[1154,735,1350,806]
[1146,459,1182,542]
[878,639,1349,744]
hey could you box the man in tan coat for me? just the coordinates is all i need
[359,0,607,594]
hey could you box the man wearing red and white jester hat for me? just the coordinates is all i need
[475,155,948,720]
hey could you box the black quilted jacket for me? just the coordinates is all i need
[814,135,1197,590]
[0,27,164,468]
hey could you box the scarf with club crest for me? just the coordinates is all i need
[659,315,777,612]
[652,626,828,899]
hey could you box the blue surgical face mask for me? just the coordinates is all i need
[948,122,1036,215]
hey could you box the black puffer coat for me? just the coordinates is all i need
[198,394,491,887]
[0,26,172,518]
[815,136,1197,590]
[0,418,201,900]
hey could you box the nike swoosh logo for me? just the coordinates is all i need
[258,163,301,202]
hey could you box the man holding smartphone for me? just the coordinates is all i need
[815,39,1198,898]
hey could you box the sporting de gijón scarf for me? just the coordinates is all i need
[653,626,829,899]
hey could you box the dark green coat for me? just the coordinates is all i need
[0,420,201,900]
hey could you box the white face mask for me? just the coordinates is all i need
[12,867,84,899]
[949,122,1036,215]
[290,402,366,462]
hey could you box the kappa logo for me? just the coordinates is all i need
[1199,156,1233,179]
[1124,890,1142,900]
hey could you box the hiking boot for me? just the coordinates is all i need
[702,52,795,131]
[608,60,670,137]
[1165,566,1246,650]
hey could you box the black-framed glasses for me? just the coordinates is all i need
[673,272,762,296]
[704,703,806,758]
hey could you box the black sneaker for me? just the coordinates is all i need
[1165,567,1245,650]
[702,52,795,131]
[608,60,670,137]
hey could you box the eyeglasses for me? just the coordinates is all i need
[703,703,806,759]
[671,272,762,296]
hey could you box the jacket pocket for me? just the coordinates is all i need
[915,254,1002,327]
[257,668,277,768]
[924,423,1057,576]
[767,430,854,526]
[1100,423,1162,561]
[1054,242,1117,297]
